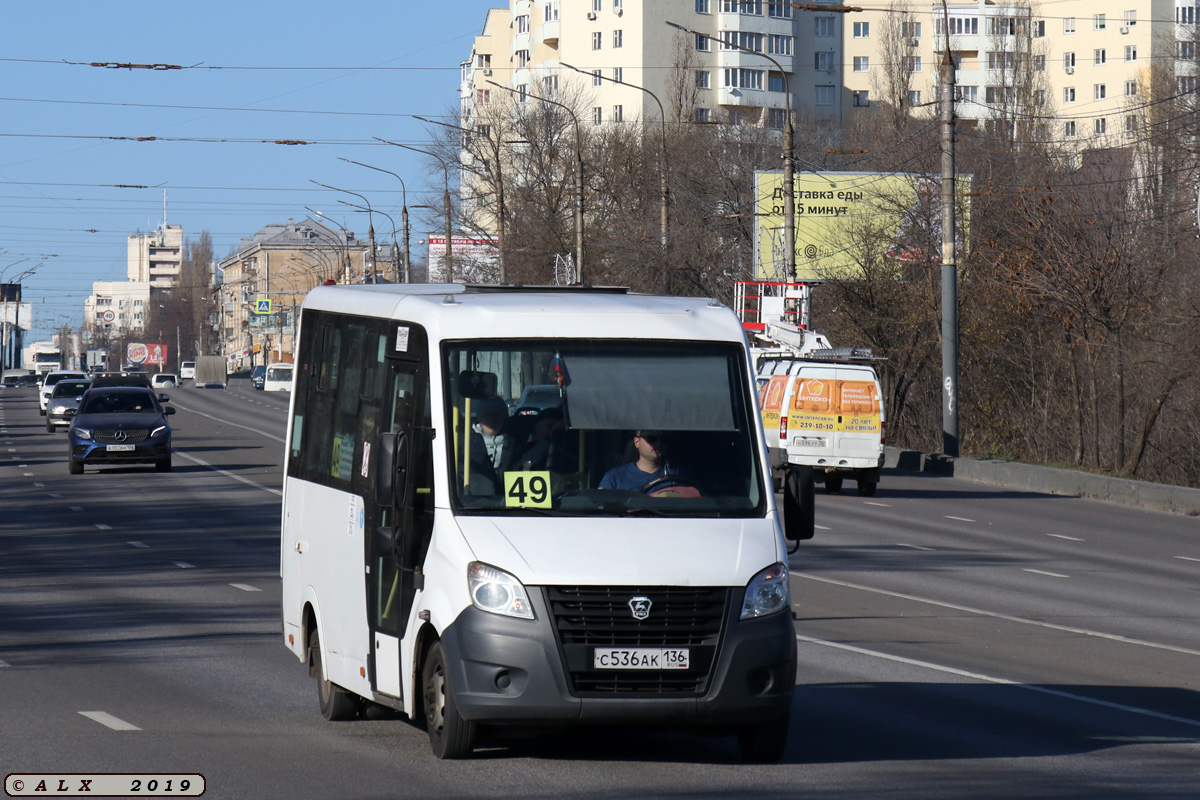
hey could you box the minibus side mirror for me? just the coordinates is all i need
[375,432,409,508]
[782,465,815,547]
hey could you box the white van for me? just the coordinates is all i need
[280,284,813,762]
[262,362,293,392]
[757,353,885,495]
[180,361,196,381]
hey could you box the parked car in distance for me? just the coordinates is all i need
[180,361,196,381]
[46,379,92,432]
[67,386,175,474]
[151,373,179,389]
[251,365,267,390]
[262,362,294,392]
[38,370,87,415]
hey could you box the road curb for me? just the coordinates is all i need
[885,447,1200,517]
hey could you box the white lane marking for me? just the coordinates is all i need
[945,515,975,522]
[796,635,1200,730]
[127,541,149,549]
[1024,568,1071,579]
[32,482,44,487]
[1048,534,1085,542]
[68,506,83,512]
[167,401,286,443]
[1176,556,1200,563]
[94,524,112,531]
[174,561,195,569]
[47,493,63,499]
[78,711,141,731]
[896,543,936,551]
[865,501,890,507]
[22,472,33,477]
[815,524,832,531]
[791,572,1200,658]
[173,450,282,497]
[0,659,10,667]
[230,583,262,592]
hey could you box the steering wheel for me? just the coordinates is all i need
[640,475,703,498]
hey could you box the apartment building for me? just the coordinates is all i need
[127,223,183,287]
[83,280,151,336]
[843,0,1191,147]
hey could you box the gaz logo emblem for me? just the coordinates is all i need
[628,596,652,620]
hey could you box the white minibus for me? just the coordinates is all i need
[280,284,813,761]
[263,362,294,392]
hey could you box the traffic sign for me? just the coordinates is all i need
[254,298,272,315]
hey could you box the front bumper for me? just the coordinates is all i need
[439,587,796,728]
[69,440,171,465]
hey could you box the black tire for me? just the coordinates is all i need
[857,479,877,497]
[46,420,55,433]
[824,475,844,494]
[422,641,476,759]
[737,716,789,763]
[310,630,361,721]
[155,458,172,473]
[68,459,83,475]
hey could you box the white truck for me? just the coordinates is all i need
[737,281,886,496]
[193,355,227,389]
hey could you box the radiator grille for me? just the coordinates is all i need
[94,429,150,443]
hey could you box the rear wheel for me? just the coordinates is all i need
[422,641,476,759]
[857,478,877,497]
[310,629,361,721]
[824,475,843,494]
[737,716,789,763]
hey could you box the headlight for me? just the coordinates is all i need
[72,428,92,440]
[150,425,169,437]
[51,404,68,414]
[741,562,790,620]
[468,562,535,620]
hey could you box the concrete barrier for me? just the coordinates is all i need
[885,447,1200,517]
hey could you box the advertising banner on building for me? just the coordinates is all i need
[753,171,972,281]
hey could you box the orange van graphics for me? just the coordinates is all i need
[789,379,881,435]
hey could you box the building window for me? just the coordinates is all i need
[1094,49,1106,66]
[516,15,530,34]
[696,70,711,89]
[476,88,491,104]
[592,31,602,49]
[696,0,711,13]
[935,17,978,35]
[1125,79,1137,96]
[614,0,622,11]
[515,49,530,68]
[696,33,711,51]
[1033,54,1045,71]
[1032,20,1045,37]
[1065,120,1076,137]
[1064,87,1076,103]
[545,2,560,22]
[956,85,978,103]
[1064,52,1075,71]
[1180,41,1197,60]
[613,67,623,83]
[1094,118,1106,135]
[853,21,869,38]
[768,71,785,92]
[815,51,835,71]
[902,21,921,37]
[1094,13,1106,30]
[902,56,921,72]
[1125,115,1137,134]
[476,54,491,70]
[593,0,602,11]
[767,34,792,55]
[613,30,623,48]
[907,90,921,106]
[1125,45,1136,62]
[987,17,1016,36]
[694,107,711,123]
[1125,10,1137,26]
[853,56,869,72]
[852,90,870,107]
[1064,17,1076,34]
[768,1,791,18]
[768,108,786,128]
[815,17,834,37]
[815,85,835,106]
[1094,83,1106,100]
[592,107,603,125]
[517,84,528,103]
[988,52,1014,70]
[613,105,623,122]
[543,76,558,96]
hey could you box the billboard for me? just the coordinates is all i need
[754,171,971,281]
[127,342,168,368]
[426,235,498,283]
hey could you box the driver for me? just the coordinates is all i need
[598,430,682,491]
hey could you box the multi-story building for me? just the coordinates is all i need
[83,280,151,337]
[217,218,382,369]
[844,1,1189,148]
[127,223,183,287]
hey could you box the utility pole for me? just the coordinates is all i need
[940,1,960,457]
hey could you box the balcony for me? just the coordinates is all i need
[540,19,560,47]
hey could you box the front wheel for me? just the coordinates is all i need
[310,629,361,721]
[155,457,172,473]
[46,420,55,433]
[737,716,789,763]
[68,459,83,475]
[422,641,476,759]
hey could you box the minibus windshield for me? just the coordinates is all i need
[444,339,764,517]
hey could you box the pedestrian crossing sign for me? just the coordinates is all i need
[255,298,272,314]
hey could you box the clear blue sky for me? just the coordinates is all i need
[1,0,501,343]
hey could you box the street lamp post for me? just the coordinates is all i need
[376,139,455,284]
[414,115,507,283]
[560,62,669,253]
[486,79,585,283]
[1,260,41,372]
[311,181,378,283]
[666,21,795,280]
[339,157,411,283]
[339,201,400,286]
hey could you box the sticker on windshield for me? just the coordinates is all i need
[503,471,552,508]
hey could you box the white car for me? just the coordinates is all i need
[151,373,179,389]
[38,370,87,416]
[179,361,195,380]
